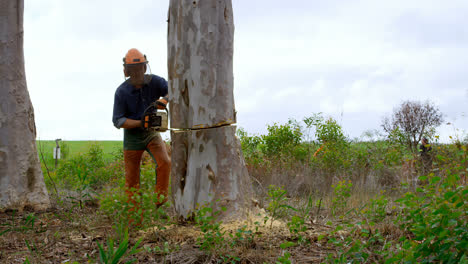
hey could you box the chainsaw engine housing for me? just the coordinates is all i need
[149,110,168,132]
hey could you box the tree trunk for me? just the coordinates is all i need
[168,0,253,220]
[0,0,50,211]
[168,0,236,129]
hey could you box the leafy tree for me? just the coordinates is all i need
[382,100,443,153]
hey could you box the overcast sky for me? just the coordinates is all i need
[24,0,468,142]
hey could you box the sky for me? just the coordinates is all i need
[23,0,468,142]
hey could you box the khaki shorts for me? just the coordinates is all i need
[123,128,161,150]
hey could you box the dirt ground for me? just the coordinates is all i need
[0,202,334,264]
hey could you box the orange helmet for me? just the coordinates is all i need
[123,48,148,65]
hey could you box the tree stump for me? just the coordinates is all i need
[0,0,50,211]
[168,0,253,219]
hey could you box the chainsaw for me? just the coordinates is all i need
[141,101,169,132]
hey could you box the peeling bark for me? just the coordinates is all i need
[0,0,50,211]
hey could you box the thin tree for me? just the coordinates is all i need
[168,0,254,220]
[0,0,50,211]
[382,100,443,153]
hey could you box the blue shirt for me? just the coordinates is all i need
[112,74,168,129]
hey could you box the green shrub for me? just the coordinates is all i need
[306,114,350,179]
[260,119,302,159]
[392,173,468,263]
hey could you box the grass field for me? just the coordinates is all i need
[37,140,122,169]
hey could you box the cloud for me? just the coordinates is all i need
[22,0,468,142]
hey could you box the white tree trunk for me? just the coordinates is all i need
[168,0,236,129]
[0,0,50,211]
[168,0,253,219]
[171,126,253,219]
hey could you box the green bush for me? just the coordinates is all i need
[260,119,303,159]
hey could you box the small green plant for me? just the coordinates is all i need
[362,192,388,222]
[24,239,38,261]
[265,185,295,228]
[97,231,141,264]
[276,241,295,264]
[287,215,307,244]
[286,195,315,244]
[144,241,180,263]
[331,180,352,217]
[67,164,95,210]
[194,202,227,254]
[0,213,45,236]
[229,224,257,248]
[321,220,390,264]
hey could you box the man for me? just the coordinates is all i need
[419,137,432,174]
[112,48,171,211]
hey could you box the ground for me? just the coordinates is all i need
[1,201,336,263]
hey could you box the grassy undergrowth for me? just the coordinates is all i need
[1,117,466,263]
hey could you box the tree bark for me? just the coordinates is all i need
[168,0,236,129]
[168,0,253,220]
[171,126,253,219]
[0,0,50,211]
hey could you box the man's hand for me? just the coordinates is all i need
[156,96,168,109]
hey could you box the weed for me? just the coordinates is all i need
[0,213,45,236]
[229,224,257,248]
[331,180,352,217]
[194,202,227,254]
[96,230,142,264]
[265,185,295,228]
[362,192,389,222]
[287,215,307,244]
[276,241,295,264]
[144,241,180,263]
